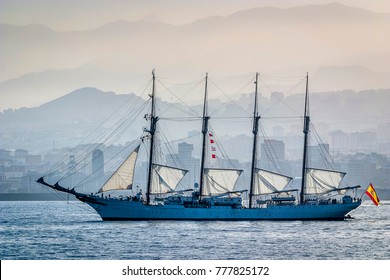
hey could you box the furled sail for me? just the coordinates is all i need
[202,168,242,196]
[150,164,188,194]
[254,168,293,195]
[98,145,140,193]
[304,168,346,195]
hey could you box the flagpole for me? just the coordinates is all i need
[360,182,373,199]
[360,185,368,200]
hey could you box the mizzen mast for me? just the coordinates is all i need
[249,72,260,208]
[145,70,159,205]
[300,73,310,204]
[198,73,209,199]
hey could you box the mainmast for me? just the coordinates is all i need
[300,73,310,204]
[249,72,260,208]
[146,70,159,205]
[198,73,209,198]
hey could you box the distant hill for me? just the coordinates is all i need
[1,85,390,152]
[0,87,141,128]
[0,88,145,150]
[312,66,390,92]
[2,3,390,110]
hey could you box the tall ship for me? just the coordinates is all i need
[37,71,362,220]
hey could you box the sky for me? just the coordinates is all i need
[1,0,390,31]
[1,0,390,110]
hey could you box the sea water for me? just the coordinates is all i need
[0,200,389,260]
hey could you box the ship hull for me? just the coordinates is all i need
[83,197,361,221]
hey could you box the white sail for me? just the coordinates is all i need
[305,168,346,195]
[98,146,140,192]
[150,164,188,194]
[202,168,242,196]
[254,168,293,195]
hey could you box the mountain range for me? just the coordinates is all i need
[1,85,390,153]
[1,2,390,111]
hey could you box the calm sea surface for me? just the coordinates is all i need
[0,200,389,260]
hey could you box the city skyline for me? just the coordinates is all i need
[1,137,389,198]
[1,1,389,197]
[2,0,390,267]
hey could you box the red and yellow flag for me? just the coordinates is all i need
[365,183,380,206]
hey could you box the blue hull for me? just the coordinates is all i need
[83,197,361,221]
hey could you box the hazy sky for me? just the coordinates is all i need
[1,0,390,30]
[1,0,390,110]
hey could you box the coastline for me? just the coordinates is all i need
[0,193,77,201]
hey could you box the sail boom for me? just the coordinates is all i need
[204,168,243,172]
[256,168,293,180]
[306,167,346,177]
[153,163,188,173]
[207,189,248,197]
[255,189,299,196]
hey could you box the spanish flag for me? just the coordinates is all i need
[365,183,380,206]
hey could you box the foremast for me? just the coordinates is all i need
[300,73,310,204]
[249,72,260,208]
[145,70,159,205]
[198,73,209,199]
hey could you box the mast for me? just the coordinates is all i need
[146,70,159,205]
[300,73,310,204]
[198,73,209,198]
[249,72,260,208]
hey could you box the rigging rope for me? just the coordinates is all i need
[56,97,149,183]
[72,138,142,191]
[258,76,306,117]
[156,78,201,117]
[209,76,254,117]
[45,80,152,177]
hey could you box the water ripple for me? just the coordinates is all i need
[0,201,389,260]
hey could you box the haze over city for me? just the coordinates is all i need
[2,2,390,270]
[1,1,390,198]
